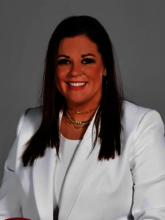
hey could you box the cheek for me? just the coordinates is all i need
[55,68,68,85]
[56,65,70,75]
[55,71,69,96]
[55,73,63,93]
[86,66,103,84]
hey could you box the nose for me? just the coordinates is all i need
[69,62,83,76]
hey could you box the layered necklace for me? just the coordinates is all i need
[63,105,97,129]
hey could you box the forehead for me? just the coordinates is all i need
[58,35,98,54]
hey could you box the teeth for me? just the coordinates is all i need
[68,82,86,86]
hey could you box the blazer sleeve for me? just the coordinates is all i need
[130,109,165,219]
[0,109,29,219]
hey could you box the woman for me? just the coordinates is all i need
[0,15,165,220]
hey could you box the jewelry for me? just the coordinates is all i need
[103,69,107,76]
[63,116,89,129]
[103,70,108,90]
[66,110,91,125]
[67,106,97,114]
[63,103,100,129]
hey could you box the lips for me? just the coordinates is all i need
[66,81,88,84]
[66,81,88,90]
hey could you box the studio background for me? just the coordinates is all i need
[0,0,165,183]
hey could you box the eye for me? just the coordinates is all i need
[57,59,70,65]
[82,58,95,64]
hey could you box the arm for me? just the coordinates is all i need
[0,110,28,219]
[130,109,165,219]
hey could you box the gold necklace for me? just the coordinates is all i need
[63,103,100,129]
[67,106,97,114]
[66,110,91,125]
[63,116,89,129]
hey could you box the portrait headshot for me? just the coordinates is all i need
[0,1,165,220]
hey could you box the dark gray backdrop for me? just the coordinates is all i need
[0,0,165,183]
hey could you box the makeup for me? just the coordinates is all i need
[66,82,87,91]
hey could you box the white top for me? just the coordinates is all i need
[54,133,81,209]
[1,102,165,220]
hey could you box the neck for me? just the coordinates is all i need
[64,100,100,122]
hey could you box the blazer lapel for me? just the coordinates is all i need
[58,107,100,220]
[32,109,64,220]
[33,147,56,220]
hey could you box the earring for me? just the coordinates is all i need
[103,70,108,90]
[103,69,107,76]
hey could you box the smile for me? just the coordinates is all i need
[67,82,87,86]
[66,82,88,91]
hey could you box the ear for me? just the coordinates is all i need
[102,68,107,76]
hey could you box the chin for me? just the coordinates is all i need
[66,97,88,105]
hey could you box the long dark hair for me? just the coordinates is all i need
[22,15,125,167]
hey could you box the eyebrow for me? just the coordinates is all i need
[57,53,96,58]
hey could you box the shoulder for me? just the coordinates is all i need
[5,107,43,170]
[17,106,42,136]
[25,106,42,123]
[123,100,163,123]
[122,100,164,137]
[123,100,151,120]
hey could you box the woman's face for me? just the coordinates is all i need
[55,35,106,107]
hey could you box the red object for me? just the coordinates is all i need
[5,218,31,220]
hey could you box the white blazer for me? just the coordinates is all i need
[0,101,165,220]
